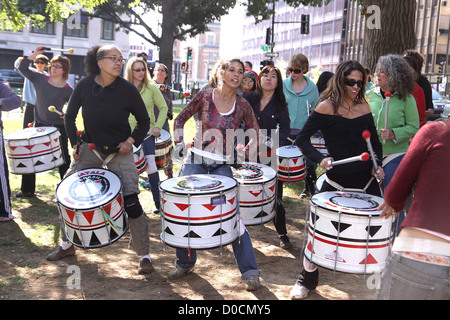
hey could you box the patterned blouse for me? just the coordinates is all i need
[174,88,260,161]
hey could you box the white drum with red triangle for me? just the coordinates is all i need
[133,144,147,175]
[159,174,239,249]
[4,127,64,174]
[276,145,305,182]
[232,162,276,225]
[304,191,395,274]
[310,136,328,155]
[55,168,128,248]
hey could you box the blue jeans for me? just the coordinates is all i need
[383,154,405,235]
[375,252,450,300]
[174,153,260,279]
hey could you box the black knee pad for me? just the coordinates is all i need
[124,194,144,219]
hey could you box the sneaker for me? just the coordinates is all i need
[245,275,260,291]
[290,282,310,300]
[140,181,150,189]
[153,202,161,214]
[280,235,293,249]
[300,188,310,198]
[138,258,154,275]
[46,245,76,261]
[167,266,193,280]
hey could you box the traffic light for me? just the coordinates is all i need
[181,62,186,70]
[439,61,445,73]
[187,47,192,60]
[301,14,310,34]
[265,27,272,46]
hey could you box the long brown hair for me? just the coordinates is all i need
[320,60,367,115]
[256,65,287,109]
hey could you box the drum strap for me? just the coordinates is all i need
[91,149,116,167]
[325,176,374,193]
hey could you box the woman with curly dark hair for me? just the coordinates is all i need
[291,60,385,299]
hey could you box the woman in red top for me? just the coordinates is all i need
[403,56,426,128]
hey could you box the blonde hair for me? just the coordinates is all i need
[125,57,150,85]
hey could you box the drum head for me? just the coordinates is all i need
[156,129,171,143]
[276,145,302,158]
[311,191,384,216]
[160,174,236,195]
[4,126,58,140]
[232,162,276,184]
[56,168,122,210]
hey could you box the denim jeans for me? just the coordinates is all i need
[375,252,450,300]
[382,154,405,235]
[174,152,260,279]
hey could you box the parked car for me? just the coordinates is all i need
[0,69,24,88]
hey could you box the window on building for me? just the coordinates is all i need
[102,20,115,40]
[65,15,88,38]
[31,22,55,35]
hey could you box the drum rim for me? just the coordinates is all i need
[159,174,237,195]
[4,126,59,140]
[56,167,122,210]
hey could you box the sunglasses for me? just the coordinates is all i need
[34,61,46,64]
[288,68,303,74]
[344,78,364,88]
[132,68,146,72]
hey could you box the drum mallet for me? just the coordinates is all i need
[75,130,83,155]
[383,92,391,144]
[48,106,64,116]
[43,47,74,54]
[362,130,380,175]
[327,152,369,168]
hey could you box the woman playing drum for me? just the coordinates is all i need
[170,58,262,291]
[291,60,385,299]
[48,45,154,275]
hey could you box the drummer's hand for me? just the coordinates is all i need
[378,201,398,219]
[72,145,81,161]
[373,166,385,180]
[150,127,161,137]
[118,138,134,154]
[380,129,395,141]
[320,157,334,171]
[29,46,46,59]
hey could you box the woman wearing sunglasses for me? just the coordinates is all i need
[125,57,168,214]
[283,53,319,197]
[291,60,385,299]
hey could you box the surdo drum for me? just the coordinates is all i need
[56,168,129,249]
[133,144,147,175]
[155,129,172,169]
[4,127,64,174]
[276,145,306,182]
[159,174,240,249]
[304,191,395,274]
[232,162,276,225]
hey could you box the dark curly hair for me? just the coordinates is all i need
[84,45,118,76]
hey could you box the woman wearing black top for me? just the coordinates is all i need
[290,60,385,299]
[47,45,154,275]
[243,65,291,248]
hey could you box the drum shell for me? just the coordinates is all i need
[310,136,328,155]
[276,146,305,182]
[133,144,147,175]
[55,168,129,248]
[4,127,64,174]
[304,192,394,274]
[154,129,172,169]
[159,175,239,249]
[233,162,277,225]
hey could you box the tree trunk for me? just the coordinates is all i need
[160,0,177,83]
[362,0,416,73]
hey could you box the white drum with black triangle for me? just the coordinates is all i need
[56,168,128,249]
[133,144,147,175]
[232,162,276,225]
[276,145,306,182]
[4,127,64,174]
[154,128,172,169]
[304,191,395,274]
[159,174,239,249]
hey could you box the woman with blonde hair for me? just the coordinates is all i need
[125,57,168,214]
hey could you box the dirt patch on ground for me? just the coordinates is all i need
[0,193,376,301]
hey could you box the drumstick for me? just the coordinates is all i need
[48,106,64,116]
[27,122,33,128]
[75,130,83,155]
[43,47,74,54]
[327,152,369,167]
[383,92,391,144]
[362,130,380,174]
